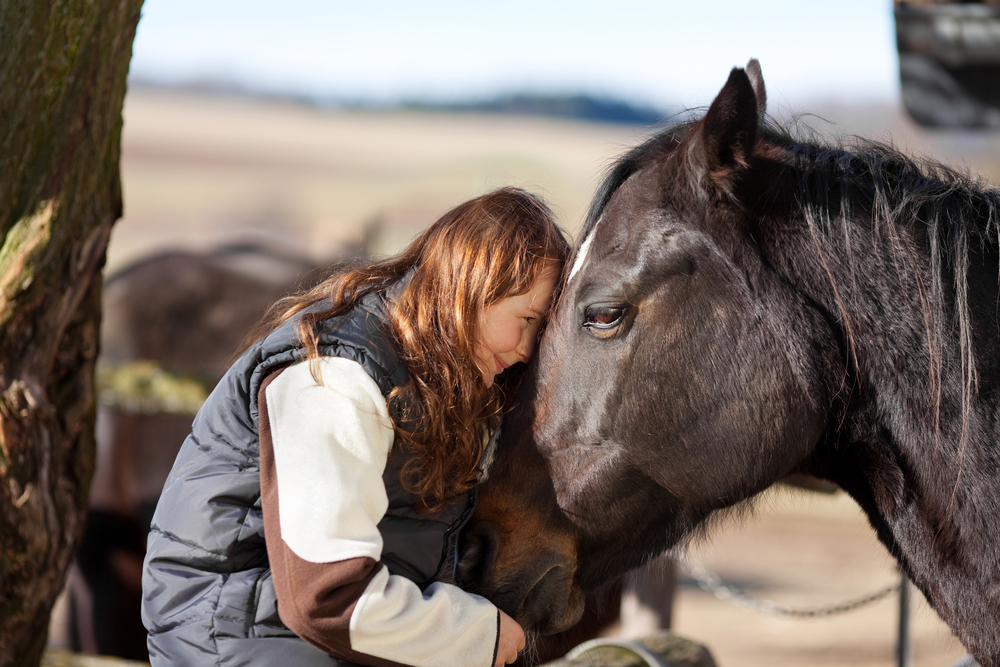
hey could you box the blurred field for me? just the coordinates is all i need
[116,87,1000,270]
[114,87,645,272]
[114,86,1000,667]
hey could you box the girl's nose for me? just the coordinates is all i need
[515,330,535,363]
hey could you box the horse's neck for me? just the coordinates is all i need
[793,207,1000,660]
[836,323,1000,662]
[839,403,1000,661]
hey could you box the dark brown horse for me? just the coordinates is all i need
[457,60,1000,665]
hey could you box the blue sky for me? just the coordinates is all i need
[130,1,900,111]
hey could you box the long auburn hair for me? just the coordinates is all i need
[253,187,569,512]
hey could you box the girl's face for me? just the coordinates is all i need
[475,264,560,387]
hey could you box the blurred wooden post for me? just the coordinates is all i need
[619,555,677,637]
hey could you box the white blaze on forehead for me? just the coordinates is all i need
[567,215,603,282]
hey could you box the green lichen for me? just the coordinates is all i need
[0,199,52,304]
[96,361,210,415]
[543,633,717,667]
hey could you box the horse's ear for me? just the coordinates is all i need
[745,58,767,114]
[683,64,760,195]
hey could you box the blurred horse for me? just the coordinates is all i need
[65,240,335,658]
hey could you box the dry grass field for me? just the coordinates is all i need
[112,86,1000,667]
[114,87,645,272]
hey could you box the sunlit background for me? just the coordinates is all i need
[114,0,927,270]
[77,2,996,665]
[129,0,899,108]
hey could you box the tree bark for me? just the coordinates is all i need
[0,2,143,665]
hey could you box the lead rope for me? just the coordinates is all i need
[561,561,978,667]
[681,558,899,617]
[682,559,980,667]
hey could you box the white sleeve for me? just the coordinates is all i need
[266,358,500,667]
[352,572,500,667]
[267,357,394,563]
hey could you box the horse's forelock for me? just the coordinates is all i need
[576,122,697,252]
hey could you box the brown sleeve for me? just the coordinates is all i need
[259,368,410,667]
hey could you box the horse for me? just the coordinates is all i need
[456,60,1000,666]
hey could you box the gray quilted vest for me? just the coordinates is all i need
[141,289,474,666]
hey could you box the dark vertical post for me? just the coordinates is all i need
[897,570,912,667]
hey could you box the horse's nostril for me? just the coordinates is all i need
[456,523,497,589]
[515,558,583,634]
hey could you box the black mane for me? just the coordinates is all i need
[580,121,693,241]
[584,115,1000,245]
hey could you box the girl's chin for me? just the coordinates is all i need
[476,362,495,387]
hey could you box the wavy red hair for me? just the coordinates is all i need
[257,187,569,512]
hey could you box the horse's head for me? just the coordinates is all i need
[458,61,840,633]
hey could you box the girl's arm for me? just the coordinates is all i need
[260,358,502,667]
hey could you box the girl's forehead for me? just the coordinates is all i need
[533,259,564,284]
[526,267,559,303]
[501,259,559,292]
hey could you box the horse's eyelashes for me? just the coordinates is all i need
[582,305,627,334]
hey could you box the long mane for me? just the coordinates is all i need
[792,128,999,425]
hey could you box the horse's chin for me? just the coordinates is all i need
[534,594,584,635]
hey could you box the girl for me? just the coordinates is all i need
[141,187,570,667]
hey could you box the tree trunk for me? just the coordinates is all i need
[0,2,143,665]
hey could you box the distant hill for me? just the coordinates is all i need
[128,77,668,126]
[402,93,668,126]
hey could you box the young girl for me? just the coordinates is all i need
[141,187,570,667]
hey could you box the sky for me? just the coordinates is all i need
[129,1,901,112]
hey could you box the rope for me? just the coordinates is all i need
[681,559,900,618]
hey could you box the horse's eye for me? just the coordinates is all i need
[582,305,626,331]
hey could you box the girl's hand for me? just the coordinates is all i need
[494,609,525,666]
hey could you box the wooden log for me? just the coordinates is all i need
[40,651,147,667]
[541,633,717,667]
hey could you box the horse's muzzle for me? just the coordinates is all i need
[457,521,585,634]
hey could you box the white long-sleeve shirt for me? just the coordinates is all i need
[259,357,500,667]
